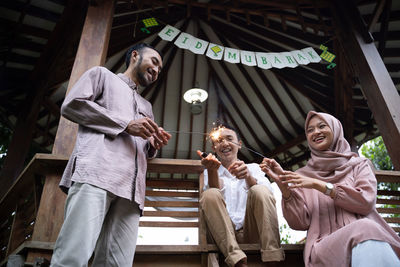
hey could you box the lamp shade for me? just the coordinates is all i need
[183,88,208,104]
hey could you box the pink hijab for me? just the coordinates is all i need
[291,111,400,265]
[297,111,369,181]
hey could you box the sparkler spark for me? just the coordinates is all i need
[209,125,225,142]
[166,125,267,158]
[208,125,266,158]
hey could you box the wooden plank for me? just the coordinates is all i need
[377,190,400,197]
[147,179,199,189]
[333,0,400,170]
[143,211,199,217]
[135,244,203,253]
[147,158,204,174]
[375,170,400,182]
[146,190,199,198]
[139,221,198,227]
[145,200,198,208]
[377,199,400,205]
[376,207,400,214]
[206,243,305,252]
[0,154,67,225]
[368,0,387,32]
[383,217,400,224]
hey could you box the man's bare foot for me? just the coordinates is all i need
[234,257,248,267]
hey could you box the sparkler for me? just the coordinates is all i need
[207,125,267,158]
[166,126,267,158]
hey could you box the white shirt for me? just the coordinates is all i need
[203,163,273,230]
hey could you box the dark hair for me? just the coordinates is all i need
[219,122,241,141]
[125,43,163,68]
[210,122,241,145]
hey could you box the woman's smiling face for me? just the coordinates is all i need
[306,115,334,151]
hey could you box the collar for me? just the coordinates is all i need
[117,73,138,90]
[217,165,233,178]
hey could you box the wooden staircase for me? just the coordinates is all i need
[0,154,399,266]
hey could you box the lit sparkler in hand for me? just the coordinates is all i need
[208,125,266,158]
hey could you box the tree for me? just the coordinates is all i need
[360,136,398,222]
[360,136,393,171]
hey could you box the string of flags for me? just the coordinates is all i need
[319,44,336,69]
[138,17,336,70]
[158,24,324,70]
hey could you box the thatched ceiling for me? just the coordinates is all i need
[1,0,399,170]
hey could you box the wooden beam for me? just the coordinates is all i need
[211,68,269,154]
[187,53,199,159]
[334,40,355,150]
[368,0,387,32]
[173,49,185,159]
[217,101,252,163]
[26,1,115,263]
[377,0,391,57]
[277,78,307,120]
[266,134,306,158]
[211,30,294,141]
[332,0,400,170]
[0,0,87,201]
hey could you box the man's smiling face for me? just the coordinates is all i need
[133,47,162,87]
[212,128,241,164]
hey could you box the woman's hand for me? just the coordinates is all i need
[260,158,284,182]
[279,171,318,189]
[260,158,291,199]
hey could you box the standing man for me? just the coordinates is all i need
[51,43,171,267]
[197,124,284,267]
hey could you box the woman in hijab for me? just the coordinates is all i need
[260,111,400,267]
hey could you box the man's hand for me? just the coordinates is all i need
[228,160,250,180]
[126,117,159,139]
[126,118,170,146]
[197,150,221,171]
[149,127,171,149]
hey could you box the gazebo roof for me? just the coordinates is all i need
[1,0,400,170]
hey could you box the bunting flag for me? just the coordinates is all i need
[158,25,321,69]
[206,43,224,60]
[319,44,337,69]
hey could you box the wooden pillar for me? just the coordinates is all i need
[332,0,400,169]
[334,40,356,151]
[26,0,115,262]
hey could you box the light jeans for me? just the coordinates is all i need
[51,183,141,267]
[352,240,400,267]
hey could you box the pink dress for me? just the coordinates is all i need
[282,111,400,266]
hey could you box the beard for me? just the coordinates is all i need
[134,56,153,87]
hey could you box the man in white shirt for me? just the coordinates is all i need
[197,124,284,267]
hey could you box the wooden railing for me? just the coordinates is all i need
[0,154,399,266]
[375,170,400,233]
[141,158,204,229]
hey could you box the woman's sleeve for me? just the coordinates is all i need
[61,67,131,138]
[282,189,311,230]
[333,161,377,215]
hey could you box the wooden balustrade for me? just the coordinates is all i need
[0,154,399,266]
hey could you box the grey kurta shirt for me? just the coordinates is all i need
[59,66,156,211]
